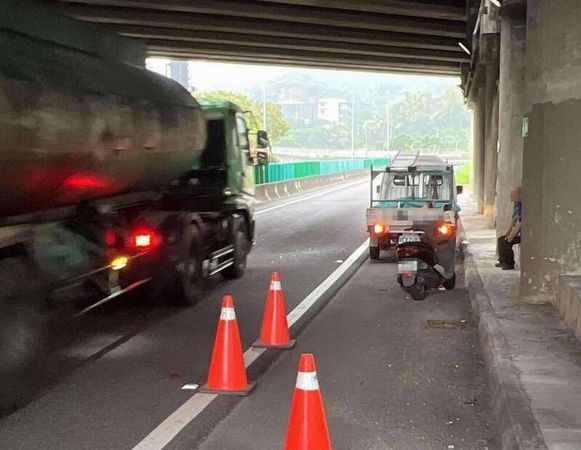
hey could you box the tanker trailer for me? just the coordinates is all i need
[0,3,258,413]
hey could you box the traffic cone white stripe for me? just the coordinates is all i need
[270,280,282,291]
[295,371,319,391]
[220,307,236,321]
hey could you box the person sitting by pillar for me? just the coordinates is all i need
[496,187,522,270]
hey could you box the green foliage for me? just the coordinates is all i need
[455,164,471,186]
[198,90,291,144]
[390,134,415,152]
[386,88,470,153]
[198,76,470,154]
[279,120,351,150]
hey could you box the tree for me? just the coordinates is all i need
[282,119,351,150]
[390,134,415,152]
[198,90,291,144]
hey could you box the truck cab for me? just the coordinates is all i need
[196,100,259,197]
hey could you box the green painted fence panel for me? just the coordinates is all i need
[255,158,391,185]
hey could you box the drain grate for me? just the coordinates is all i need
[425,319,474,330]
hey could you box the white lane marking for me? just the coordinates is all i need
[255,179,366,216]
[133,394,217,450]
[287,239,369,327]
[132,238,369,450]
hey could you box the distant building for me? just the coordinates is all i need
[169,61,190,89]
[317,98,352,124]
[145,58,193,92]
[278,100,317,123]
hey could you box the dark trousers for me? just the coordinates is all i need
[497,235,521,266]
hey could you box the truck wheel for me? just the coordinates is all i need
[442,273,456,290]
[222,222,249,279]
[0,257,45,415]
[168,227,204,306]
[369,246,380,260]
[408,283,427,301]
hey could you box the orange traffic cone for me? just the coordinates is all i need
[199,295,255,396]
[253,272,296,349]
[285,353,332,450]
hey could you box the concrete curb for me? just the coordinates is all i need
[254,169,367,203]
[464,254,547,450]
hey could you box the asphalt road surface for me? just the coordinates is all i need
[198,257,497,450]
[0,180,497,449]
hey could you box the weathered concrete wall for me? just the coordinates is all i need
[496,13,525,236]
[520,0,581,304]
[472,88,486,214]
[483,63,500,226]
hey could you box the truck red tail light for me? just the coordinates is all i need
[129,227,161,251]
[64,173,111,190]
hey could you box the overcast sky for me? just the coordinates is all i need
[147,58,460,94]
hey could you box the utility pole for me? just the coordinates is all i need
[261,86,268,131]
[385,104,390,155]
[351,95,356,159]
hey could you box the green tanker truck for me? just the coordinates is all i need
[0,3,266,412]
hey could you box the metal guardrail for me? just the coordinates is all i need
[254,158,391,184]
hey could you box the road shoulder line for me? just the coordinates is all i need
[132,239,370,450]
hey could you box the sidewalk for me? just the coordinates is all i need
[460,194,581,450]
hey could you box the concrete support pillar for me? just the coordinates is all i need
[496,12,526,236]
[520,0,581,304]
[483,64,500,225]
[472,88,486,213]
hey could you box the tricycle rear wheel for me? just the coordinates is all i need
[442,273,456,290]
[369,246,380,260]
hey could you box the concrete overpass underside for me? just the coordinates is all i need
[43,0,469,76]
[41,0,581,328]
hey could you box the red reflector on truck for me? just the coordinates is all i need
[106,229,117,247]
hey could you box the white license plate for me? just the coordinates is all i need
[398,233,421,244]
[398,260,418,273]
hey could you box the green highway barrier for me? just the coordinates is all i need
[254,158,391,185]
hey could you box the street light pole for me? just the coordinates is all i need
[262,86,268,131]
[385,104,390,156]
[351,95,356,159]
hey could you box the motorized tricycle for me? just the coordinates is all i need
[366,152,462,300]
